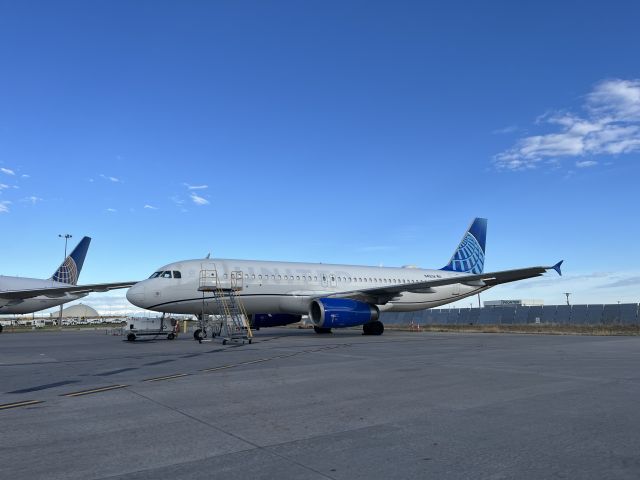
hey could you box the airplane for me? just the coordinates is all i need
[126,218,562,336]
[0,236,137,323]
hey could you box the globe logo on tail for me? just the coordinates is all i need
[53,257,79,285]
[449,232,484,274]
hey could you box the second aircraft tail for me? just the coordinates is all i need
[51,236,91,285]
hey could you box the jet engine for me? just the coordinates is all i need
[309,298,379,329]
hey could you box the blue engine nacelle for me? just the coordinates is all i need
[251,314,302,329]
[309,298,379,329]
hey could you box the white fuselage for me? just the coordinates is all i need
[126,258,490,316]
[0,276,86,315]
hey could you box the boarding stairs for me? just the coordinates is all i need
[198,268,252,345]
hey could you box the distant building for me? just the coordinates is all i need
[484,299,544,307]
[49,303,100,319]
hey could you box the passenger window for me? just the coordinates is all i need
[258,274,262,280]
[296,275,300,280]
[314,276,318,281]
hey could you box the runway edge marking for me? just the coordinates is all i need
[61,385,129,397]
[0,400,43,410]
[143,373,190,383]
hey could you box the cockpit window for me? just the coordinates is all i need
[149,272,162,279]
[173,271,182,279]
[160,271,172,278]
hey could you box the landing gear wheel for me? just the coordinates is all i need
[167,333,175,340]
[222,339,227,345]
[313,326,332,334]
[0,324,3,333]
[363,321,384,336]
[127,333,136,342]
[194,329,203,343]
[248,339,252,344]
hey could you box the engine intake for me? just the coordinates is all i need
[309,298,379,329]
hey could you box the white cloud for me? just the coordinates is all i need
[0,183,8,190]
[0,201,10,213]
[492,125,519,135]
[575,160,598,168]
[183,183,208,190]
[21,174,30,178]
[21,196,42,205]
[100,174,121,183]
[106,208,117,213]
[495,79,640,170]
[1,167,15,175]
[190,192,210,205]
[143,204,158,210]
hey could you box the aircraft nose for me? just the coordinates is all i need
[126,283,146,308]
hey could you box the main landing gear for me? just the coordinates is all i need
[362,321,384,336]
[313,326,332,334]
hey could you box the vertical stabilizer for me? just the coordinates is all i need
[51,236,91,285]
[441,218,487,274]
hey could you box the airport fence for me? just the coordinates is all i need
[380,304,640,326]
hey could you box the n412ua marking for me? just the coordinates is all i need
[126,218,562,336]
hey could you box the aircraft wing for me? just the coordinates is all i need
[323,261,563,305]
[0,281,138,300]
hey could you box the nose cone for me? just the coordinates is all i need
[126,283,146,308]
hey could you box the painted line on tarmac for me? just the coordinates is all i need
[200,345,348,373]
[0,400,43,410]
[143,373,191,383]
[61,385,129,397]
[201,358,271,373]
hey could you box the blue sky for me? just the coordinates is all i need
[2,1,640,314]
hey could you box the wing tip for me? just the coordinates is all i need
[551,260,563,276]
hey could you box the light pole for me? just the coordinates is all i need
[564,292,571,306]
[58,234,72,328]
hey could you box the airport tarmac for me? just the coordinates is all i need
[1,329,639,479]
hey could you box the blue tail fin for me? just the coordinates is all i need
[51,236,91,285]
[441,218,487,274]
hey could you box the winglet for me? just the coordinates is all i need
[551,260,563,276]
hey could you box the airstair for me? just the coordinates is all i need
[198,267,252,345]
